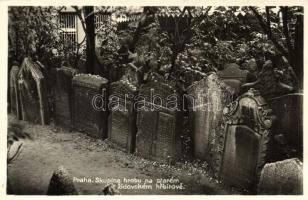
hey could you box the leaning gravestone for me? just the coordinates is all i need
[186,73,233,174]
[9,65,21,119]
[136,81,183,163]
[257,158,303,194]
[54,67,78,129]
[217,63,248,96]
[220,88,275,190]
[18,57,49,125]
[72,74,108,139]
[108,80,138,153]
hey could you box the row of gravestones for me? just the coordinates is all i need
[9,58,302,193]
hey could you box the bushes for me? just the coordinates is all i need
[8,7,84,69]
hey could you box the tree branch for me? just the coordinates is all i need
[280,6,293,55]
[249,6,288,57]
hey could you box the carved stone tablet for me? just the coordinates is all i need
[72,74,108,139]
[108,80,137,153]
[136,81,183,163]
[220,88,274,190]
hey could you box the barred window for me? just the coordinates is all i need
[59,12,77,43]
[95,14,110,31]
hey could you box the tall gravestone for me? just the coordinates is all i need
[9,65,21,119]
[186,73,234,174]
[136,81,183,163]
[54,67,78,129]
[18,57,49,125]
[220,88,275,190]
[217,63,248,96]
[108,80,138,153]
[72,74,108,139]
[267,93,303,161]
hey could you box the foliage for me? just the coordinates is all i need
[96,19,121,68]
[8,6,84,68]
[134,18,173,76]
[9,6,302,89]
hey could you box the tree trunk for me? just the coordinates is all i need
[84,6,95,74]
[293,11,303,89]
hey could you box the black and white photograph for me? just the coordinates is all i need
[2,1,305,196]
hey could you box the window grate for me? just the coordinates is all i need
[59,12,77,44]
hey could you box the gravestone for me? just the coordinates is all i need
[182,68,206,88]
[72,74,108,139]
[54,67,78,129]
[47,67,58,120]
[267,93,303,161]
[18,57,49,125]
[108,80,137,153]
[257,158,303,195]
[186,73,234,174]
[136,81,183,163]
[217,63,248,96]
[9,65,21,119]
[47,166,78,195]
[220,88,275,190]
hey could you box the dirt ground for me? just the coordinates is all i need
[7,114,243,195]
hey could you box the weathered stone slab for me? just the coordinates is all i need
[9,65,21,119]
[217,63,248,96]
[47,166,78,195]
[136,81,183,163]
[258,158,303,194]
[186,73,233,174]
[18,57,49,125]
[72,74,108,139]
[54,67,78,129]
[220,88,274,190]
[108,80,137,153]
[267,93,303,161]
